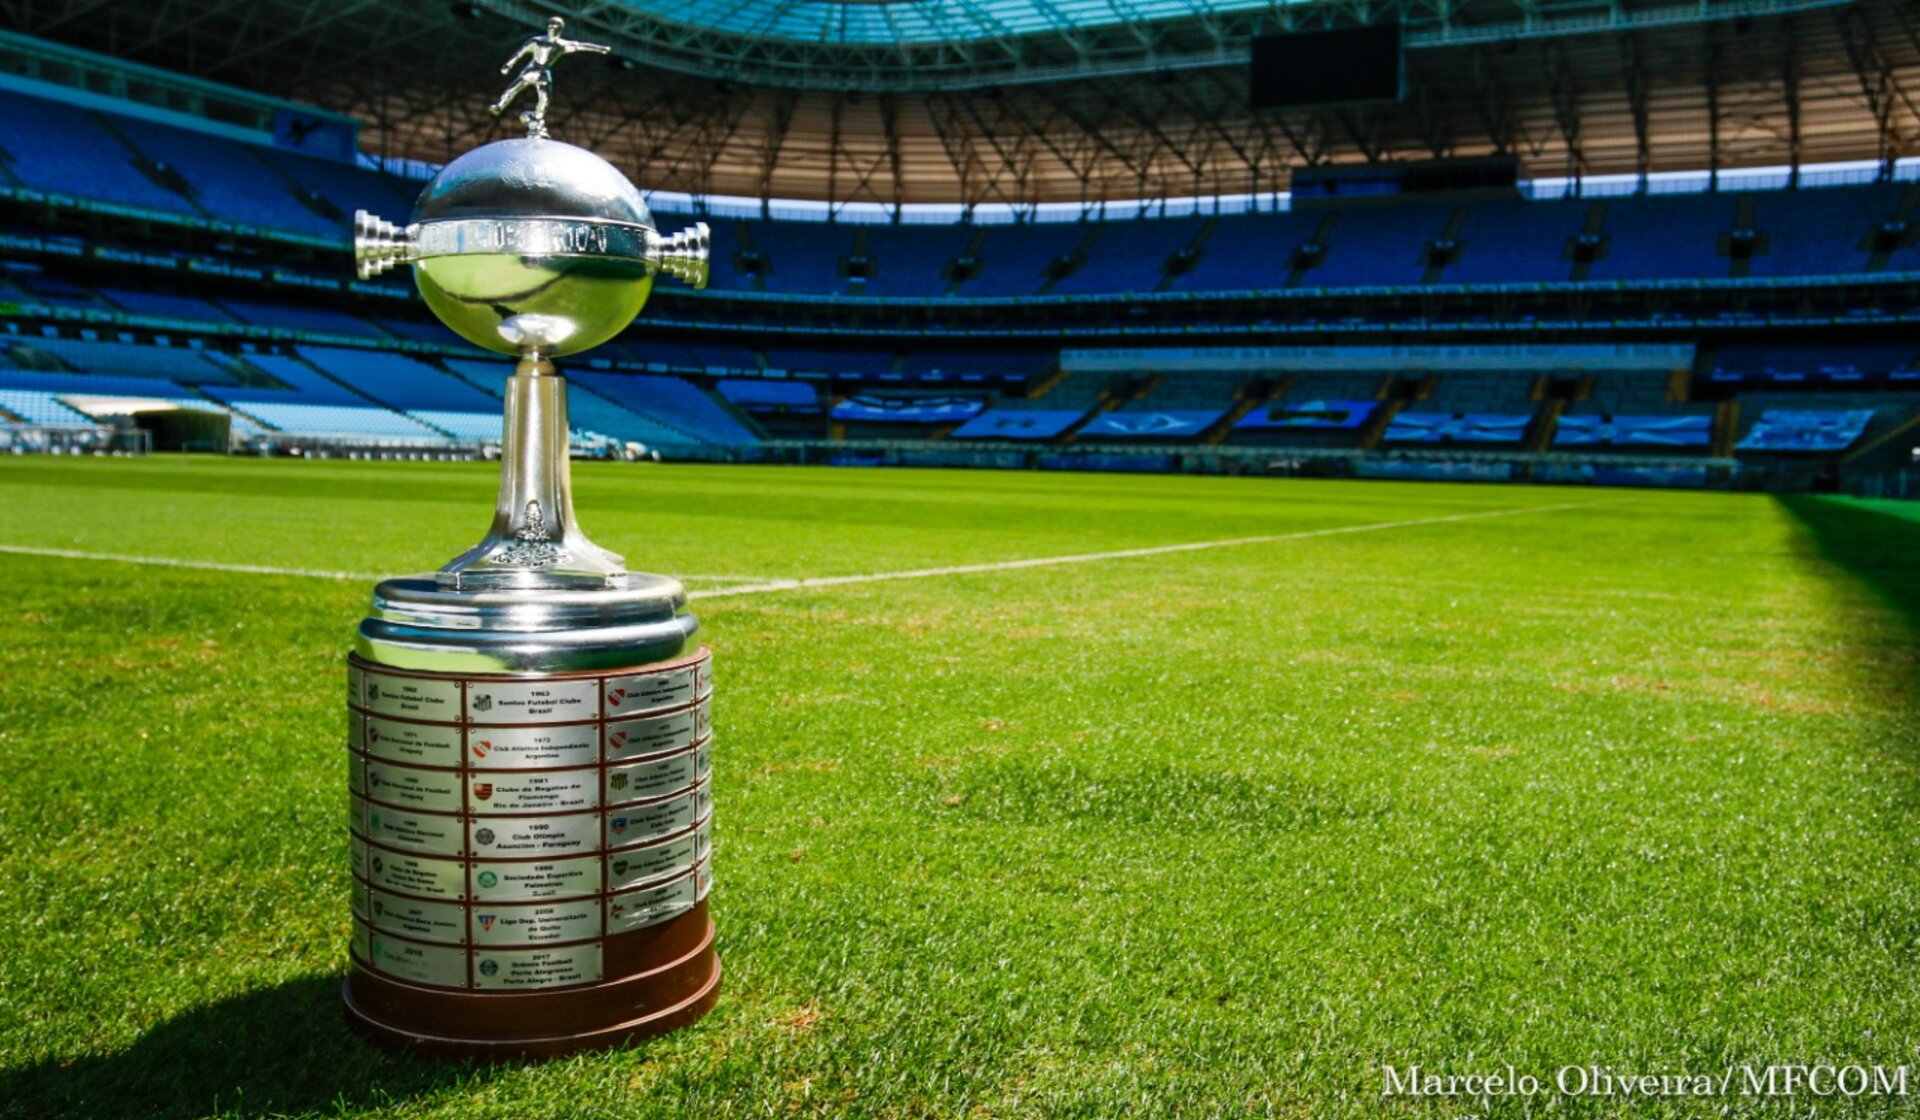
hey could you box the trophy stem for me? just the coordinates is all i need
[436,351,628,591]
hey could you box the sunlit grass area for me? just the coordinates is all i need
[1,456,1916,1118]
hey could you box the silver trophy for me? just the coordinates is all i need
[343,25,721,1058]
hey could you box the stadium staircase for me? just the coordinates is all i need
[1568,204,1608,281]
[710,391,769,441]
[1711,401,1741,457]
[1055,374,1161,443]
[1157,220,1216,292]
[1419,209,1470,284]
[943,227,990,295]
[1843,405,1920,462]
[1037,227,1102,295]
[1865,185,1920,271]
[1201,374,1292,445]
[1523,400,1566,451]
[1287,213,1339,287]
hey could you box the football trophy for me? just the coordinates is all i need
[343,21,717,1057]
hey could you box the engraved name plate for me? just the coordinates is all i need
[603,666,698,717]
[605,783,703,849]
[365,760,463,814]
[366,849,467,900]
[469,812,599,857]
[366,887,466,944]
[465,679,598,724]
[469,769,598,813]
[605,748,700,806]
[695,657,712,698]
[468,724,598,770]
[366,932,467,987]
[470,898,601,946]
[362,800,465,857]
[607,820,707,892]
[348,710,364,751]
[349,835,368,880]
[347,662,364,709]
[470,854,601,902]
[363,673,461,721]
[350,876,369,920]
[470,944,603,990]
[605,705,699,762]
[351,918,370,965]
[364,716,462,767]
[347,752,366,796]
[606,864,703,933]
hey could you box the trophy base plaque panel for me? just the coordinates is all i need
[343,647,717,1058]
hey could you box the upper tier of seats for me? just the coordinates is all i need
[9,86,1920,299]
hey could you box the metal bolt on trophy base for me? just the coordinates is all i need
[342,21,718,1059]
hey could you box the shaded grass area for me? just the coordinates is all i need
[0,461,1916,1118]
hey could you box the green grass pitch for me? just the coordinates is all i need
[0,455,1916,1118]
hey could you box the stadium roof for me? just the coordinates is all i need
[14,0,1920,205]
[617,0,1279,44]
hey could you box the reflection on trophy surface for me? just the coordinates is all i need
[343,24,720,1059]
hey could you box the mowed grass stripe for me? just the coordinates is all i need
[688,499,1593,598]
[0,497,1589,597]
[2,461,1914,1119]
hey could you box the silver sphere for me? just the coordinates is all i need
[410,138,657,357]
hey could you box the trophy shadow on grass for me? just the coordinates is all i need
[0,975,502,1120]
[1778,494,1920,694]
[1779,495,1920,619]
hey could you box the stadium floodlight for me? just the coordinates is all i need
[343,22,718,1059]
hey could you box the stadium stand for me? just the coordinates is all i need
[567,372,758,446]
[444,359,708,450]
[294,346,498,411]
[1554,415,1713,448]
[0,388,99,426]
[3,24,1920,493]
[1384,413,1532,445]
[718,379,821,413]
[1736,409,1877,452]
[12,336,234,384]
[951,409,1085,440]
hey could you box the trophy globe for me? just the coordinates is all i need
[341,22,721,1059]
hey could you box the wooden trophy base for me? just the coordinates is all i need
[343,902,719,1060]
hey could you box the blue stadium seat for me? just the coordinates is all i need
[295,346,499,411]
[11,337,234,384]
[951,409,1083,439]
[237,401,447,441]
[569,372,758,445]
[719,379,821,411]
[1735,409,1876,451]
[0,90,198,216]
[1384,412,1531,444]
[445,359,706,449]
[220,299,390,339]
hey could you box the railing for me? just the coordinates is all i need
[0,424,149,455]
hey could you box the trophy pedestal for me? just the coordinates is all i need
[343,575,718,1058]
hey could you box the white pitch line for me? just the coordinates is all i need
[0,544,385,581]
[0,545,780,586]
[0,501,1589,595]
[687,500,1593,601]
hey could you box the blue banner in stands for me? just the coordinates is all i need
[1384,413,1531,444]
[1079,410,1223,438]
[1554,414,1712,448]
[1735,409,1876,452]
[832,395,986,422]
[951,410,1083,439]
[1234,399,1377,430]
